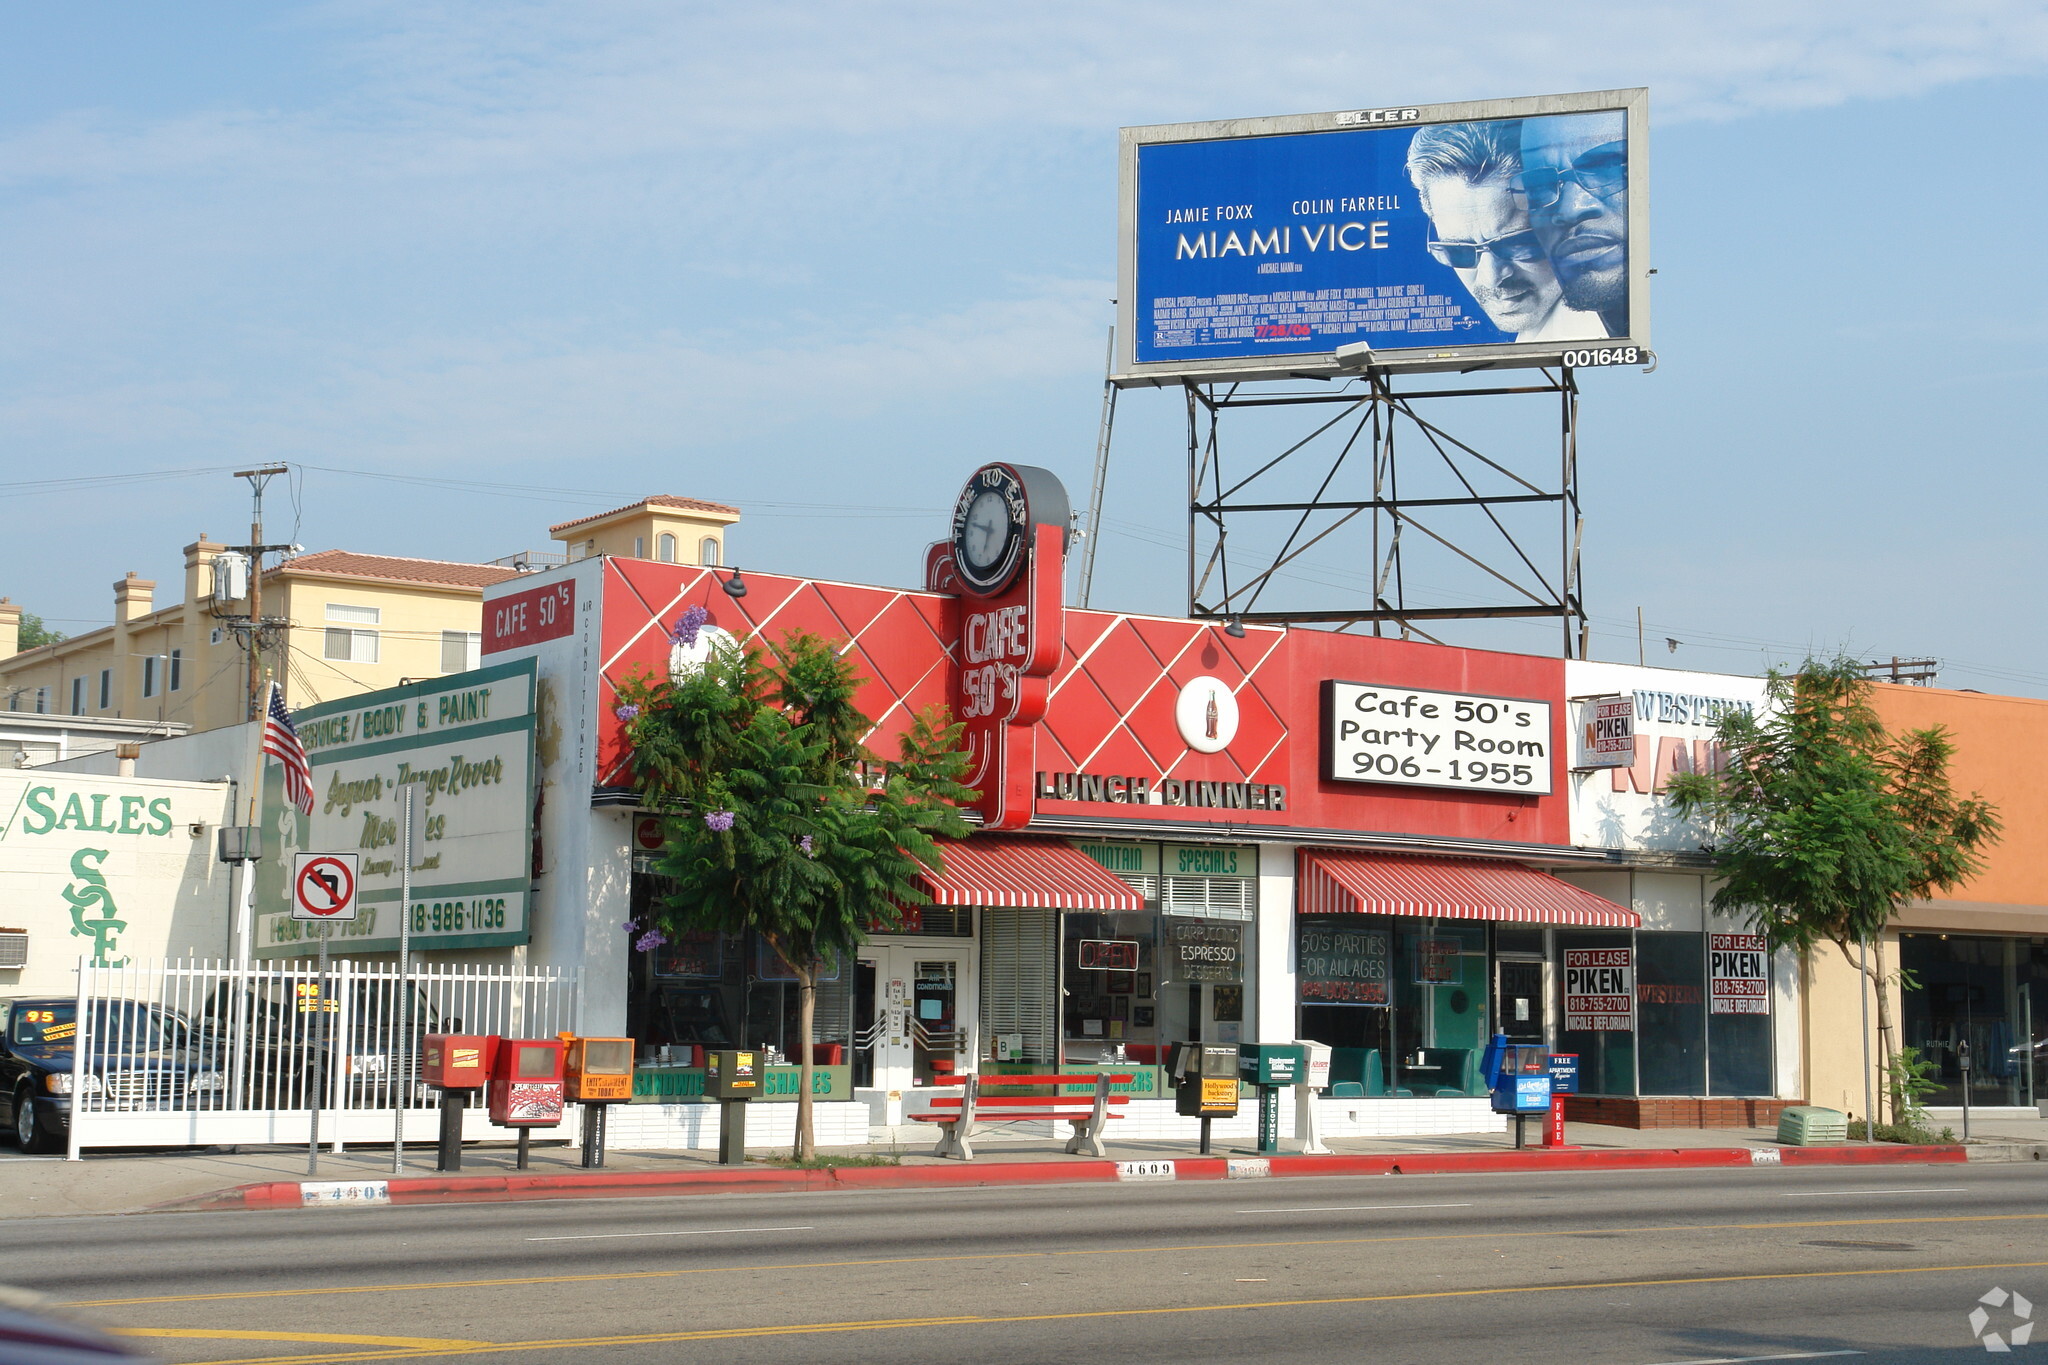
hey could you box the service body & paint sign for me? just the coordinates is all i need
[255,659,536,956]
[1323,681,1553,795]
[0,773,232,989]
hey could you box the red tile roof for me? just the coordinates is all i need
[274,551,521,590]
[549,495,741,535]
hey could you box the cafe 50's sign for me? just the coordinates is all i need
[1322,681,1553,795]
[254,659,537,957]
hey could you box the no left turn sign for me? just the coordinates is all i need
[292,853,361,922]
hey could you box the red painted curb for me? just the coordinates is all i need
[147,1143,1972,1212]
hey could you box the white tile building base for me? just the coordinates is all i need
[602,1101,872,1150]
[873,1096,1505,1148]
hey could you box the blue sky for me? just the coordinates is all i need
[4,2,2046,694]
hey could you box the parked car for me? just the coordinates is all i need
[0,998,225,1153]
[193,978,457,1110]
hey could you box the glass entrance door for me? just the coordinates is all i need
[854,944,972,1095]
[1496,959,1546,1045]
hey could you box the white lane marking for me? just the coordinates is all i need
[1640,1352,1863,1365]
[524,1225,814,1241]
[1777,1187,1969,1197]
[1234,1203,1474,1213]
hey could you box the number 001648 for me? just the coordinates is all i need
[1561,346,1641,368]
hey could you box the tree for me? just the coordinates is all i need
[17,612,65,650]
[1667,656,2000,1121]
[615,611,974,1160]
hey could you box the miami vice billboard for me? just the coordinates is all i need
[1116,90,1649,382]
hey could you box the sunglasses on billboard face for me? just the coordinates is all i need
[1426,229,1546,270]
[1511,141,1628,210]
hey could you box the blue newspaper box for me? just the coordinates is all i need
[1488,1042,1552,1115]
[1493,1073,1553,1115]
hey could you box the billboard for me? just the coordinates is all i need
[1117,89,1648,382]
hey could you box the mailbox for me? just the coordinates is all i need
[704,1048,764,1100]
[1174,1043,1241,1118]
[563,1036,635,1103]
[1237,1043,1305,1087]
[487,1037,567,1127]
[422,1033,495,1090]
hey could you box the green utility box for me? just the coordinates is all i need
[1776,1106,1850,1146]
[1237,1043,1306,1087]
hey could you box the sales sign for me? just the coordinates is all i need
[1709,933,1770,1015]
[1564,948,1634,1031]
[1298,925,1390,1004]
[1323,681,1553,795]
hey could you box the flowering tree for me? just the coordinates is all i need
[615,607,974,1160]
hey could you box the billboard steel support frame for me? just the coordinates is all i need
[1182,367,1589,658]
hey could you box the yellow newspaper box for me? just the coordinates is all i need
[563,1036,635,1103]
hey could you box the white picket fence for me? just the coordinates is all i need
[64,957,580,1152]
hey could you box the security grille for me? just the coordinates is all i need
[0,932,26,969]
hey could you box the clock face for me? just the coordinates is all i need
[950,465,1029,594]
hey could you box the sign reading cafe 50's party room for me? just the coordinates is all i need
[254,659,536,956]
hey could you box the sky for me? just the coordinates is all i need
[4,2,2047,694]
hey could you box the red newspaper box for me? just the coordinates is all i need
[487,1037,566,1127]
[421,1034,496,1090]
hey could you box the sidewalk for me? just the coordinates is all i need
[6,1113,2042,1218]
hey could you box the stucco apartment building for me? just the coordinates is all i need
[0,495,739,747]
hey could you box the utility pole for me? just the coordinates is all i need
[234,466,291,720]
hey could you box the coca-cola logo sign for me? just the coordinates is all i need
[1175,675,1239,754]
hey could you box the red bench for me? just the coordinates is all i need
[912,1072,1134,1160]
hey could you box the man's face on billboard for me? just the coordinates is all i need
[1421,176,1559,335]
[1518,114,1627,320]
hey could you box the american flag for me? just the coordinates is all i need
[261,683,315,815]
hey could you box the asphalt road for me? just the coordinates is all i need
[6,1164,2046,1364]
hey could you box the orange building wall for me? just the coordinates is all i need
[1868,683,2048,912]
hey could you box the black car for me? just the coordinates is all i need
[0,997,226,1153]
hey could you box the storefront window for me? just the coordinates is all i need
[1296,917,1489,1097]
[1636,932,1706,1096]
[1062,911,1158,1054]
[1900,933,2048,1108]
[1707,931,1773,1096]
[1557,929,1636,1095]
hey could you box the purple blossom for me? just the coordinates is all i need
[670,603,711,648]
[613,703,640,723]
[798,835,814,856]
[634,929,667,952]
[622,920,640,932]
[704,809,736,833]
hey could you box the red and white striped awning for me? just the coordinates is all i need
[915,836,1145,911]
[1297,849,1639,927]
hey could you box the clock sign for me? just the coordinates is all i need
[949,463,1065,597]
